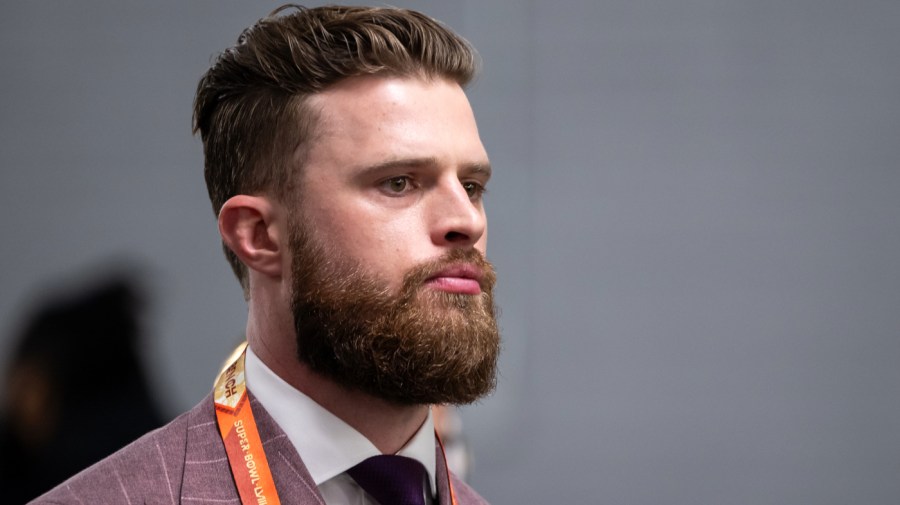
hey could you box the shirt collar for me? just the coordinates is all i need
[244,346,437,493]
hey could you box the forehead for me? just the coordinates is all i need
[301,75,488,170]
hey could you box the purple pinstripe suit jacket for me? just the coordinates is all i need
[31,392,488,505]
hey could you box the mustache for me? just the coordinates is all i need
[401,248,496,294]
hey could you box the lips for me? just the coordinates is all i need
[425,263,484,294]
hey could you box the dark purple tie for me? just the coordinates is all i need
[347,455,427,505]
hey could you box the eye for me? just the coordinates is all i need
[462,181,486,200]
[380,176,413,195]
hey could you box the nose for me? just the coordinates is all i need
[429,177,486,248]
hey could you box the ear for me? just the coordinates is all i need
[218,195,285,279]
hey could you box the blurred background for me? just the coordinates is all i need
[1,1,898,503]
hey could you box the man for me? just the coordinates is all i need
[33,5,499,505]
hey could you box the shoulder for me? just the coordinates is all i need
[29,394,216,505]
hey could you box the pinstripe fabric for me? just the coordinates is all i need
[29,392,488,505]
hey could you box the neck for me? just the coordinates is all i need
[247,306,428,454]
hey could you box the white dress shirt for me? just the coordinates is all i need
[244,347,437,505]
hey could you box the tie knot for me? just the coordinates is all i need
[347,455,427,505]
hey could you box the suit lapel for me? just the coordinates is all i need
[179,392,326,505]
[180,392,242,503]
[434,437,453,505]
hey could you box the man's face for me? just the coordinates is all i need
[286,75,499,405]
[295,75,491,291]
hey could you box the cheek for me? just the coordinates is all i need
[478,225,488,252]
[326,217,410,267]
[307,200,432,278]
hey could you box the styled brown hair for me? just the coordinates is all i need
[192,5,478,293]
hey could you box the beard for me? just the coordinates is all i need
[288,219,500,406]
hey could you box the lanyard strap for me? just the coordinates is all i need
[214,343,282,505]
[214,343,459,505]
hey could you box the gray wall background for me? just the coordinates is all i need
[2,1,898,503]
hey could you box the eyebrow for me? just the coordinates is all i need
[464,161,493,178]
[355,157,492,179]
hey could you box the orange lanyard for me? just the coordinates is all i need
[214,344,282,505]
[214,344,459,505]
